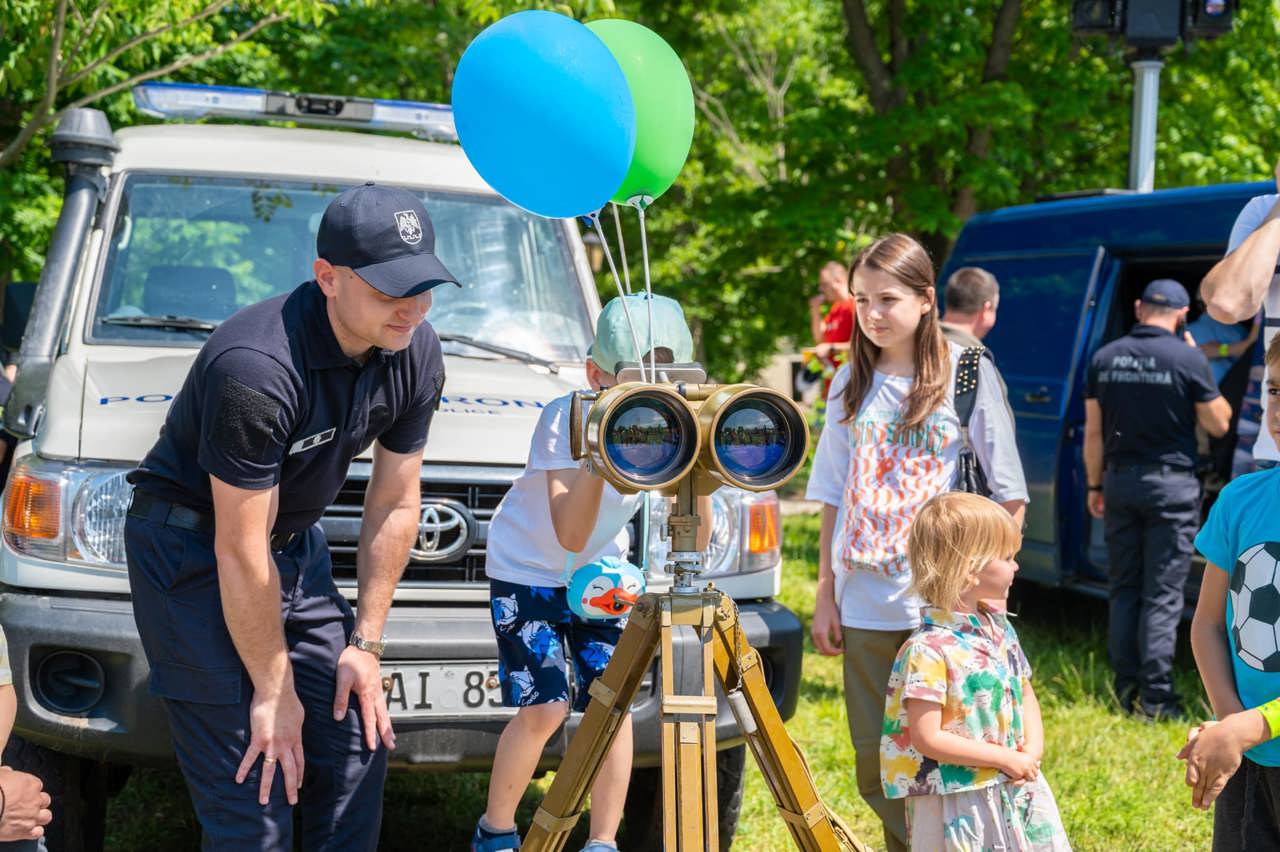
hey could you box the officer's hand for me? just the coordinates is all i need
[0,768,52,841]
[236,685,306,806]
[334,645,396,752]
[1087,490,1105,519]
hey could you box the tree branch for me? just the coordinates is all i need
[61,0,112,80]
[54,14,286,119]
[888,0,908,73]
[691,81,769,188]
[840,0,899,113]
[0,0,71,171]
[61,0,232,89]
[952,0,1023,222]
[983,0,1021,81]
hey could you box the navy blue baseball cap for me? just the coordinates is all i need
[1140,278,1190,309]
[317,182,460,297]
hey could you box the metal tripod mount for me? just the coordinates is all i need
[523,396,867,851]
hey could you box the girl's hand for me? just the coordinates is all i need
[1018,741,1044,763]
[811,584,843,656]
[1000,748,1040,783]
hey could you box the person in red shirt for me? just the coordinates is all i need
[807,261,853,400]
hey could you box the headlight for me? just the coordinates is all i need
[4,455,134,569]
[70,470,132,565]
[642,487,782,579]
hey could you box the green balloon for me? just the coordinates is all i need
[587,19,694,205]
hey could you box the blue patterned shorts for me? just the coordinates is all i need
[488,578,626,711]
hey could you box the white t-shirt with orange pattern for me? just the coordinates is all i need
[806,343,1028,630]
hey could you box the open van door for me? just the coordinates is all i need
[940,248,1111,586]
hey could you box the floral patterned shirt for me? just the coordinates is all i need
[881,604,1033,799]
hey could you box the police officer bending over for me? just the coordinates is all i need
[1085,279,1231,722]
[124,184,454,849]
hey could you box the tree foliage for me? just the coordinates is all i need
[1,0,1278,380]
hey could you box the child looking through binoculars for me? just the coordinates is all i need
[472,294,709,852]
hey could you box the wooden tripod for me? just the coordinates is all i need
[522,482,867,852]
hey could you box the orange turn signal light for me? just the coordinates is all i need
[5,471,62,541]
[747,501,780,554]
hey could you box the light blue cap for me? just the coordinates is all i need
[591,293,694,375]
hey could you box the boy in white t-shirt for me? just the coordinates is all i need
[472,294,700,852]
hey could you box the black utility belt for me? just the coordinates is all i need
[1106,462,1195,475]
[128,491,300,551]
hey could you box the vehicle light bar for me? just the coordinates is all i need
[132,82,457,142]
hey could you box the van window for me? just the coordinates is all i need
[89,174,592,362]
[958,253,1099,384]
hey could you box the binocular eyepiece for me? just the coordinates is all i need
[569,366,810,495]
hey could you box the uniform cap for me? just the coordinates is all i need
[1140,278,1190,309]
[317,183,460,298]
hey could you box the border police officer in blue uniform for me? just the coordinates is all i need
[1085,279,1232,721]
[124,183,456,849]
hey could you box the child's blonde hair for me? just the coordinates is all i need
[908,492,1022,609]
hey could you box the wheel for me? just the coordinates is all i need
[619,744,747,852]
[1,736,123,852]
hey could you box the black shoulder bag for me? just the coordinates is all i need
[953,346,992,497]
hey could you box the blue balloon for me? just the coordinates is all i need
[452,11,637,219]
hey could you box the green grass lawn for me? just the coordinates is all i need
[106,513,1215,850]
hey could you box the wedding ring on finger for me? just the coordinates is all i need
[263,756,277,765]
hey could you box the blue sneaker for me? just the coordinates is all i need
[580,842,619,852]
[471,818,521,852]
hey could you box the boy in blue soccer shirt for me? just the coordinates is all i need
[1185,332,1280,847]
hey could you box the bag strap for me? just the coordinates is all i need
[954,346,985,430]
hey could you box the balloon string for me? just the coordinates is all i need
[589,211,649,383]
[610,202,631,295]
[637,203,656,377]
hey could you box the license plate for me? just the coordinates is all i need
[381,661,507,718]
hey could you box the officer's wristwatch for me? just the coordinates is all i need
[349,632,386,659]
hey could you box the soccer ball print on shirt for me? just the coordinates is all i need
[1230,542,1280,672]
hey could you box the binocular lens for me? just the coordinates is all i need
[714,399,799,486]
[603,397,696,486]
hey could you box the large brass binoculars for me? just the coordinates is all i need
[569,376,810,495]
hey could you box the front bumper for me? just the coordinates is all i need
[1,590,803,770]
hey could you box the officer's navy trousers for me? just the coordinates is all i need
[124,511,386,851]
[1102,465,1200,709]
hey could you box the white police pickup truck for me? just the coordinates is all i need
[0,84,802,850]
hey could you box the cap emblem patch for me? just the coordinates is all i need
[394,210,423,246]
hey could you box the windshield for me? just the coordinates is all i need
[89,174,593,362]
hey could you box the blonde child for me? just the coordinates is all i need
[881,492,1069,851]
[806,233,1027,850]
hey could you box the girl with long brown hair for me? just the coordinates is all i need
[805,233,1028,851]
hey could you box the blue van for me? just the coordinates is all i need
[940,180,1273,599]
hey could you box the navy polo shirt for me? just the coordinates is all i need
[130,281,444,533]
[1086,324,1220,470]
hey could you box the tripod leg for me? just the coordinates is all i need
[523,595,663,852]
[710,594,870,852]
[658,594,720,851]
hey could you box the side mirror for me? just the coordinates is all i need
[3,282,37,355]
